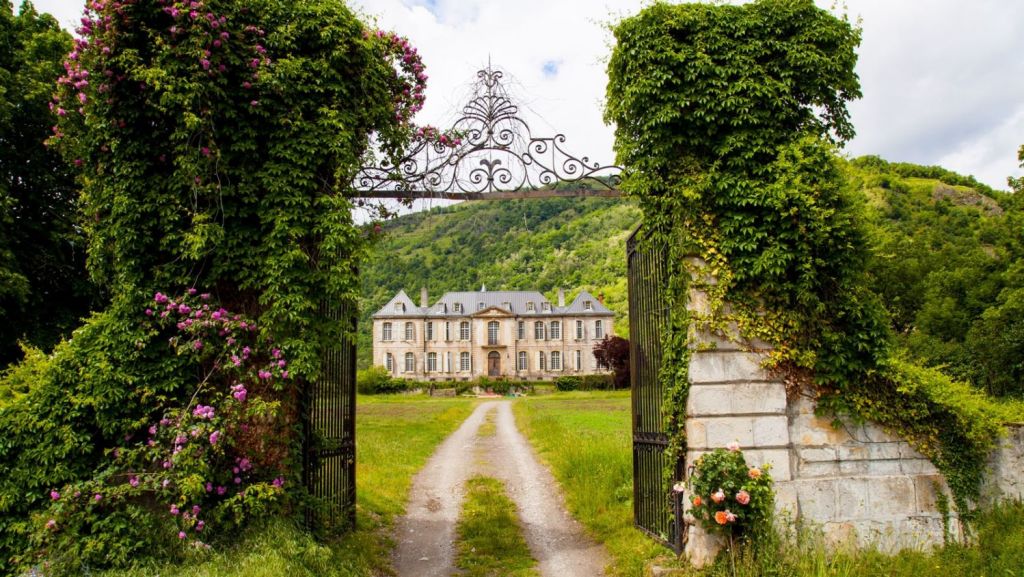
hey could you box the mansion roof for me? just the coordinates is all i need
[372,289,613,319]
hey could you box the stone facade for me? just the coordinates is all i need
[371,288,615,381]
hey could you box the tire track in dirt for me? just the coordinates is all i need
[391,400,609,577]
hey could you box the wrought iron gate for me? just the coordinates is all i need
[627,228,684,553]
[302,301,357,532]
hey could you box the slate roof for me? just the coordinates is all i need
[371,289,613,318]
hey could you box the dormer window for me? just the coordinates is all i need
[437,303,446,313]
[454,303,463,313]
[395,302,405,312]
[478,301,486,311]
[502,302,511,311]
[542,302,551,312]
[526,302,535,312]
[584,300,593,311]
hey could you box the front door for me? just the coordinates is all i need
[487,351,500,377]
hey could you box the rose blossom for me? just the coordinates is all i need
[736,490,751,505]
[711,488,725,504]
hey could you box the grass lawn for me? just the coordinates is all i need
[100,394,478,577]
[454,476,539,577]
[512,390,667,576]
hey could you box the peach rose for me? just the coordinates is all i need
[711,488,726,504]
[736,490,751,505]
[748,467,762,479]
[714,510,729,525]
[692,495,702,507]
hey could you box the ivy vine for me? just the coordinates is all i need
[607,0,1005,517]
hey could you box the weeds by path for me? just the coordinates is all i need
[455,476,539,577]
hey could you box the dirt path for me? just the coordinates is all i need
[391,400,609,577]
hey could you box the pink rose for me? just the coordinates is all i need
[736,490,750,505]
[711,488,725,504]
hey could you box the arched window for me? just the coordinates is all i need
[551,351,562,370]
[404,352,415,372]
[488,321,500,345]
[459,321,470,340]
[518,351,528,371]
[534,321,544,340]
[595,320,604,339]
[538,351,546,371]
[404,322,414,340]
[427,352,437,372]
[382,322,392,341]
[385,353,393,372]
[550,321,561,340]
[460,352,471,371]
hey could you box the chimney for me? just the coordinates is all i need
[598,292,605,304]
[420,287,429,308]
[557,288,565,307]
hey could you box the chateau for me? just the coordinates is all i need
[371,288,615,381]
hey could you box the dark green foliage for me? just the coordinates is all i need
[0,1,96,365]
[554,376,581,392]
[356,366,409,395]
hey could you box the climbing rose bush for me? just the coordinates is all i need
[26,291,291,573]
[684,446,774,537]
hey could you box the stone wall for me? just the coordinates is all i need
[982,423,1024,504]
[682,322,961,565]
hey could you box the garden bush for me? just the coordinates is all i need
[554,376,582,391]
[581,374,614,391]
[356,366,409,395]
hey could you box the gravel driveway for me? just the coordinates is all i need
[391,400,610,577]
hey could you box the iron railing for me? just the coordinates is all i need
[627,227,685,553]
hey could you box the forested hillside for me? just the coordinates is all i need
[359,158,1024,399]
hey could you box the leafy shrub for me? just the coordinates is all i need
[686,447,774,539]
[581,374,614,391]
[357,366,405,395]
[554,376,581,391]
[3,291,292,576]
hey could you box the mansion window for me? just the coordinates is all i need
[488,321,500,345]
[427,352,437,372]
[426,321,434,341]
[382,322,393,341]
[574,350,582,371]
[584,300,593,311]
[445,322,451,341]
[551,351,562,371]
[527,302,535,312]
[575,320,583,340]
[518,351,528,371]
[454,302,463,313]
[460,321,470,341]
[534,321,544,340]
[395,302,405,312]
[405,322,414,341]
[550,321,561,340]
[542,302,551,312]
[385,353,394,372]
[446,352,453,373]
[404,352,415,373]
[517,321,525,340]
[478,301,486,311]
[595,320,604,339]
[502,301,511,311]
[538,351,546,371]
[460,352,471,371]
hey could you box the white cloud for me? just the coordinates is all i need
[25,0,1024,190]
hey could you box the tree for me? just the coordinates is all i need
[0,1,94,366]
[593,335,630,389]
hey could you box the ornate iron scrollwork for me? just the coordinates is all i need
[354,67,622,199]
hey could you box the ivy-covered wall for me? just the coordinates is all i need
[605,0,1014,520]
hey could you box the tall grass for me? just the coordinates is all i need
[100,394,478,577]
[513,391,665,576]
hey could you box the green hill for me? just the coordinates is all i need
[358,159,1024,398]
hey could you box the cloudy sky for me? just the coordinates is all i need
[34,0,1024,191]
